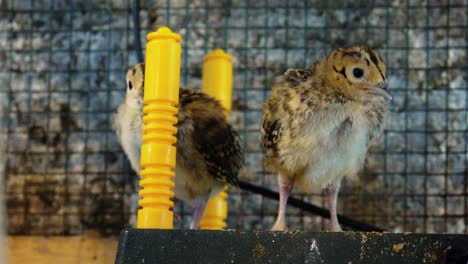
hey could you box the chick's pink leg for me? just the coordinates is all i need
[325,183,342,231]
[272,174,293,231]
[189,199,208,230]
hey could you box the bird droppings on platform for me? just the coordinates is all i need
[289,229,302,238]
[359,233,368,262]
[253,243,265,257]
[309,239,319,254]
[305,239,324,263]
[392,242,406,253]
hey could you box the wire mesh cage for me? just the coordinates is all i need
[1,0,467,235]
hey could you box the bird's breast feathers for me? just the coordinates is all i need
[279,103,374,187]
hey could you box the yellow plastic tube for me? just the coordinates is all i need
[199,49,233,230]
[137,27,182,229]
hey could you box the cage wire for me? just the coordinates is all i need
[1,0,467,235]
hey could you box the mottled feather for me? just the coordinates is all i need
[178,88,243,186]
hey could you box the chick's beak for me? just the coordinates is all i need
[367,82,392,101]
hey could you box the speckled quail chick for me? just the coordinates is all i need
[114,63,243,229]
[262,45,391,231]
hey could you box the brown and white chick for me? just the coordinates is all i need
[114,63,243,229]
[262,45,391,231]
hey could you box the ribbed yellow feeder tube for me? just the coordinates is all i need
[200,49,233,230]
[137,27,181,229]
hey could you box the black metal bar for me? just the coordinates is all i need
[133,0,143,63]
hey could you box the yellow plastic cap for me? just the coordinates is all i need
[147,26,182,42]
[204,49,233,62]
[202,48,233,112]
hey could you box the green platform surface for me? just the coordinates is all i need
[116,229,468,264]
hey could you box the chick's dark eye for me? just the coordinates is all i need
[128,81,133,90]
[352,68,364,78]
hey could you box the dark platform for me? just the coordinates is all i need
[115,229,468,264]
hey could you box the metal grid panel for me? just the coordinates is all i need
[1,0,467,235]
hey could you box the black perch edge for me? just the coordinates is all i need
[115,229,468,264]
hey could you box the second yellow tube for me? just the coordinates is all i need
[199,49,234,230]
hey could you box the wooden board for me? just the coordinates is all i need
[7,231,118,264]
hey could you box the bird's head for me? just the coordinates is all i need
[125,63,145,109]
[324,45,391,101]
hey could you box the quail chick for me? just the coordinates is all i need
[114,63,243,229]
[262,45,391,231]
